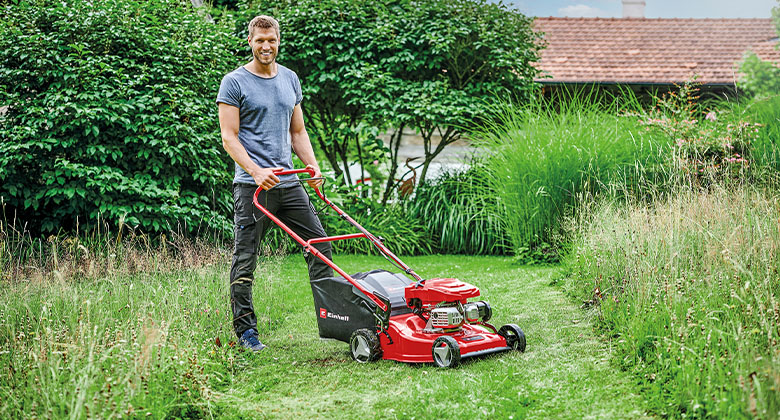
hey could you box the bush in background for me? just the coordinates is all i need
[637,80,762,185]
[562,186,780,418]
[739,52,780,98]
[0,0,242,235]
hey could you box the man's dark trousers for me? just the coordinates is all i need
[230,183,333,337]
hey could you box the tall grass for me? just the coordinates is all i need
[744,94,780,173]
[406,162,511,255]
[473,94,669,259]
[0,212,228,284]
[563,185,780,418]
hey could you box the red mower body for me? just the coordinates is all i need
[380,313,511,363]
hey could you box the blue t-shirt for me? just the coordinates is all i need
[216,64,303,185]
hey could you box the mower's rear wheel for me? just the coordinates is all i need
[499,324,526,352]
[349,328,381,363]
[431,336,461,368]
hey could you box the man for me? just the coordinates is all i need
[216,15,333,351]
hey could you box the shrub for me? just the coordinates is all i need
[739,51,780,98]
[0,0,243,235]
[637,80,761,184]
[316,185,431,256]
[563,186,780,418]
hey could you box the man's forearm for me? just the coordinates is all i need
[291,131,319,169]
[223,135,262,176]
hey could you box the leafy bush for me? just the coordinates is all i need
[316,185,431,256]
[563,186,780,418]
[739,51,780,98]
[637,80,761,184]
[0,0,243,235]
[474,94,669,259]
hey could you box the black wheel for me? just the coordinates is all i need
[349,328,382,363]
[499,324,526,352]
[431,336,461,368]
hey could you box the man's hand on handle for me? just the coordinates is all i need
[305,164,324,189]
[250,167,283,190]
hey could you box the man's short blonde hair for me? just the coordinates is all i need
[248,15,280,39]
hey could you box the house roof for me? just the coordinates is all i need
[533,17,780,85]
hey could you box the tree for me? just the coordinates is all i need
[237,1,393,186]
[366,0,543,200]
[0,0,243,234]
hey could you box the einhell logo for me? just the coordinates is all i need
[319,307,350,322]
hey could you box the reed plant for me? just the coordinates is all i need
[563,185,780,418]
[743,94,780,174]
[473,93,669,261]
[406,161,512,255]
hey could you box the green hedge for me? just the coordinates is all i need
[0,0,242,234]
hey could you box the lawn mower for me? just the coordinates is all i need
[253,168,526,368]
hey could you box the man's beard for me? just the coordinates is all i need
[254,50,276,64]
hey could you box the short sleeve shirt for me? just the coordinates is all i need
[216,64,303,185]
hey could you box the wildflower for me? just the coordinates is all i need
[705,111,717,122]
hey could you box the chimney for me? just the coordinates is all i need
[622,0,646,18]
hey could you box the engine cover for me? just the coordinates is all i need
[430,307,463,329]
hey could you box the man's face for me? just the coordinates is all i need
[248,27,279,66]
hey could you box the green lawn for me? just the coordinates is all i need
[1,255,651,419]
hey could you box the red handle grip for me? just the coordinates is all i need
[273,168,315,177]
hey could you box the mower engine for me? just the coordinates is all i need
[426,301,492,332]
[406,278,494,333]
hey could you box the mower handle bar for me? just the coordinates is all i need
[252,168,424,312]
[273,168,316,177]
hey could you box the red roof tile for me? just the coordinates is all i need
[533,18,779,85]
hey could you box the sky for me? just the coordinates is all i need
[510,0,777,18]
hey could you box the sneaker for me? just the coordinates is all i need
[239,329,266,352]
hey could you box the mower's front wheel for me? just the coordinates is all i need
[432,336,461,368]
[349,328,381,363]
[499,324,526,352]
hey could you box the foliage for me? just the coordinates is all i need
[473,92,669,258]
[233,0,394,185]
[739,52,780,97]
[562,186,780,419]
[406,160,511,255]
[637,81,762,185]
[369,0,543,193]
[0,0,243,235]
[237,0,541,195]
[738,1,780,97]
[316,185,432,255]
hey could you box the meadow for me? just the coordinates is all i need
[0,254,651,419]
